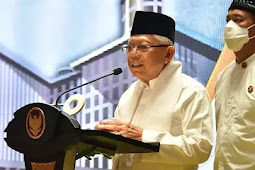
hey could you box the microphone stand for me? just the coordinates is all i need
[54,68,122,106]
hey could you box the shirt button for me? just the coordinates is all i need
[248,86,253,93]
[242,62,247,68]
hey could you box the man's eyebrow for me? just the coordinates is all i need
[128,39,151,44]
[230,14,244,18]
[234,14,244,17]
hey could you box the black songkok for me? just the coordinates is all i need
[229,0,255,14]
[131,11,176,43]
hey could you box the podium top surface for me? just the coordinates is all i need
[76,130,160,158]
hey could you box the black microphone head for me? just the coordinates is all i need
[113,68,122,75]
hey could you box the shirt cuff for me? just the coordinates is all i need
[142,129,160,143]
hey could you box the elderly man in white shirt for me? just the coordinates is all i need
[96,11,213,170]
[214,0,255,170]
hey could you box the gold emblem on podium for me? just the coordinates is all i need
[26,107,46,139]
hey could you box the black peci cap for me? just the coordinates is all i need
[229,0,255,14]
[131,11,176,43]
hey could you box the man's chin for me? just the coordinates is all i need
[131,70,142,77]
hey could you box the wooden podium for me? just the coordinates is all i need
[4,103,159,170]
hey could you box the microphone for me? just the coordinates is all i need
[113,68,122,75]
[55,68,122,106]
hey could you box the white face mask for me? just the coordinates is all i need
[224,20,255,52]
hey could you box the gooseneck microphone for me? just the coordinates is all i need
[112,68,122,75]
[55,68,122,106]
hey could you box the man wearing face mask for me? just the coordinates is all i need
[214,0,255,169]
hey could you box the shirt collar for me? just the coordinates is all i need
[143,77,158,90]
[236,53,255,68]
[139,59,180,90]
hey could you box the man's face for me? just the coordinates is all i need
[227,9,255,36]
[127,34,173,84]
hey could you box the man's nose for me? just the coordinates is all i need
[129,48,141,57]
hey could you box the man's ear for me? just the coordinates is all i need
[164,46,175,64]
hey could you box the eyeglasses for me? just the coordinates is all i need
[121,44,170,53]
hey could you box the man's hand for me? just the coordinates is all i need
[96,119,143,141]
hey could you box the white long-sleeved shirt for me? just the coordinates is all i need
[112,60,213,170]
[215,53,255,170]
